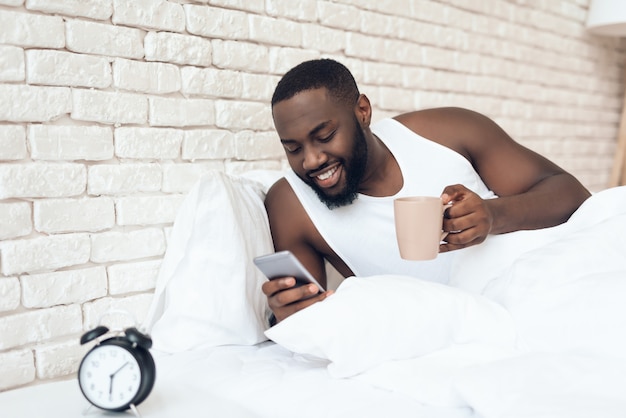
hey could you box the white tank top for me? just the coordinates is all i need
[285,117,496,283]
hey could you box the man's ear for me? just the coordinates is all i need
[354,94,372,127]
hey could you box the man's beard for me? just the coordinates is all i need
[305,118,368,210]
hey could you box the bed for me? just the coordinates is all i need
[2,171,626,418]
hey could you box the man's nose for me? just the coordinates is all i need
[302,145,326,171]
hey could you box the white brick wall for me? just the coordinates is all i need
[148,96,215,127]
[0,10,64,48]
[0,349,36,391]
[112,0,185,32]
[107,260,161,295]
[65,19,144,58]
[185,5,249,39]
[0,85,72,122]
[0,163,85,199]
[34,197,114,233]
[161,160,225,192]
[0,126,26,160]
[115,195,184,225]
[82,294,154,331]
[34,339,90,380]
[26,50,111,88]
[0,0,624,393]
[181,66,244,97]
[0,202,31,240]
[71,89,148,124]
[21,267,107,308]
[28,125,113,161]
[112,58,181,94]
[0,233,91,275]
[0,45,25,81]
[90,228,165,263]
[25,0,113,20]
[114,127,183,159]
[144,31,212,66]
[87,163,162,195]
[0,305,82,350]
[0,277,21,312]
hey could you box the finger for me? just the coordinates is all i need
[443,202,489,231]
[262,277,296,297]
[443,212,474,234]
[445,227,485,245]
[272,283,321,309]
[439,227,485,252]
[441,197,478,223]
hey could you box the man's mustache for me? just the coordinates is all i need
[306,162,333,178]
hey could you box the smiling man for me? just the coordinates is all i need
[274,84,370,210]
[262,59,590,323]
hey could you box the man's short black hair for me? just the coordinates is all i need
[271,59,360,108]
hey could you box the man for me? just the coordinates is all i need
[262,59,590,322]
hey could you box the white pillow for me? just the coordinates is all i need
[144,171,278,352]
[483,213,626,358]
[265,275,516,378]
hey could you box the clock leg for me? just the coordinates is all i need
[130,403,142,418]
[81,404,94,415]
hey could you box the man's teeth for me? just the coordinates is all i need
[317,166,337,181]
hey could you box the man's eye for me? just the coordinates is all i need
[319,131,336,143]
[284,145,301,154]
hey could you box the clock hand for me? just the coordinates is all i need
[108,361,129,400]
[110,361,130,379]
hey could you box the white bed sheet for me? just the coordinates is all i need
[7,175,623,418]
[0,342,474,418]
[138,172,626,418]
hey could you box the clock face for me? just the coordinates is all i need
[78,344,142,410]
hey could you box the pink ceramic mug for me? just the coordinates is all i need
[393,196,451,261]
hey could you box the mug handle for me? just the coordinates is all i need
[440,202,453,241]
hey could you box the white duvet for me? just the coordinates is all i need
[145,171,626,418]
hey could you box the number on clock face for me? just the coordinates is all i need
[78,345,142,410]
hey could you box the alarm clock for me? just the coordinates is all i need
[78,324,156,412]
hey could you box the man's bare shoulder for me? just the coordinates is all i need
[393,107,488,137]
[264,177,311,226]
[265,177,294,210]
[395,107,529,163]
[391,107,490,158]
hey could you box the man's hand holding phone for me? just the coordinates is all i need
[254,251,334,323]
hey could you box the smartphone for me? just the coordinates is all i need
[253,250,325,292]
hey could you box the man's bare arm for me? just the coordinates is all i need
[396,108,591,250]
[262,178,332,322]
